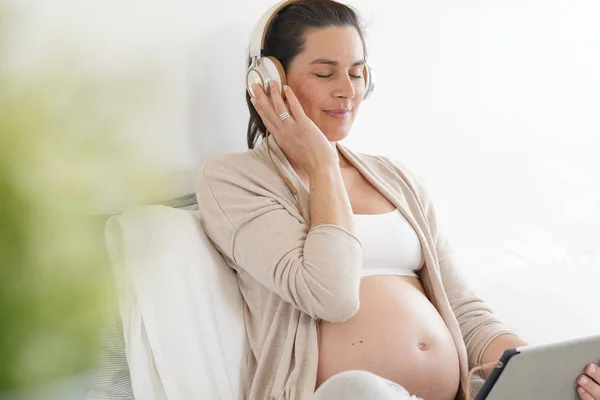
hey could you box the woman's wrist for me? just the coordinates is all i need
[305,153,339,177]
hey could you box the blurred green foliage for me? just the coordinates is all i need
[0,5,166,394]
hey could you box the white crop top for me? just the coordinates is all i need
[353,209,424,278]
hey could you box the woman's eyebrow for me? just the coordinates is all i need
[309,58,365,67]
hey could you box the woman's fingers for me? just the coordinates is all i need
[586,364,600,385]
[250,96,277,134]
[251,83,280,131]
[578,386,595,400]
[283,85,306,120]
[269,81,294,124]
[578,364,600,400]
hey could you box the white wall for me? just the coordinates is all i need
[359,0,600,254]
[8,1,598,253]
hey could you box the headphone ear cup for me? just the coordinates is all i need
[363,64,374,100]
[263,56,287,97]
[246,56,287,98]
[246,66,265,98]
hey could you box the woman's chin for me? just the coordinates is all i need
[321,125,352,142]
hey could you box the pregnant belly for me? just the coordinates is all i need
[316,275,461,400]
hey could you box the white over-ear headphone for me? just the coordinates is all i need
[246,0,375,100]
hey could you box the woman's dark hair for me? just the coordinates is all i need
[246,0,367,149]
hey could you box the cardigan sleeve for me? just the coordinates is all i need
[195,157,362,323]
[379,156,516,371]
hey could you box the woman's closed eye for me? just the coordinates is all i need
[315,73,363,79]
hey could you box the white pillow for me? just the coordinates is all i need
[105,205,246,400]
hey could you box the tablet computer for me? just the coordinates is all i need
[475,333,600,400]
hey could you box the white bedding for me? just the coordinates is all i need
[105,206,246,400]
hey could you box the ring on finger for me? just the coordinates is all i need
[279,111,291,121]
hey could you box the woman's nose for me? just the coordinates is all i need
[333,75,355,99]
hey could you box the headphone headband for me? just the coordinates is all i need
[249,0,299,58]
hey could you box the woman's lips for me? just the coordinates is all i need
[323,109,351,119]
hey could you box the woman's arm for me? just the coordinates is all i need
[479,334,527,378]
[196,156,362,323]
[306,160,355,232]
[196,82,361,323]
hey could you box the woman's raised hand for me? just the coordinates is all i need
[250,81,338,173]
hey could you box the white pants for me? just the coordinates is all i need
[313,370,423,400]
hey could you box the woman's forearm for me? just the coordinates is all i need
[307,161,354,233]
[480,334,528,378]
